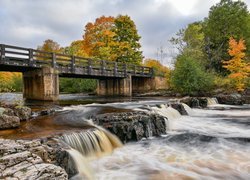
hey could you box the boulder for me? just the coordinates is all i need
[180,97,208,108]
[0,114,20,129]
[216,93,244,105]
[14,106,32,120]
[94,111,167,143]
[3,108,15,116]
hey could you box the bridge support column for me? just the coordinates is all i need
[132,76,168,93]
[97,75,132,96]
[23,67,59,101]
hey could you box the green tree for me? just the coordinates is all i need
[114,15,143,64]
[203,0,250,74]
[170,54,213,95]
[170,22,206,64]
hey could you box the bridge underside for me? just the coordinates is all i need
[20,67,157,101]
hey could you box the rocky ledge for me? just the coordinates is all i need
[0,138,68,179]
[94,111,167,143]
[216,93,245,105]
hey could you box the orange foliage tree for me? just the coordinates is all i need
[82,16,117,60]
[223,37,250,92]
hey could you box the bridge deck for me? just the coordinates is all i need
[0,44,153,79]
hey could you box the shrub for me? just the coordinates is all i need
[59,78,97,93]
[170,55,213,95]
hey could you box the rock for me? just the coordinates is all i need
[169,103,188,115]
[0,114,20,129]
[0,138,68,180]
[12,163,68,180]
[40,109,55,116]
[14,106,32,120]
[216,93,244,105]
[3,108,15,116]
[0,107,5,115]
[94,111,167,143]
[180,97,208,108]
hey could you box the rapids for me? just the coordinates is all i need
[0,93,250,179]
[89,105,250,180]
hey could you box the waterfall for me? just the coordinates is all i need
[62,128,122,158]
[181,103,194,115]
[207,97,218,105]
[150,104,182,131]
[61,123,123,179]
[152,104,182,120]
[66,148,94,180]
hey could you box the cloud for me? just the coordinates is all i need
[0,0,249,66]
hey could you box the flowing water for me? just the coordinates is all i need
[1,93,250,179]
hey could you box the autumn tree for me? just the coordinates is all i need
[64,40,88,57]
[0,72,22,92]
[223,37,250,92]
[114,15,143,64]
[203,0,250,74]
[37,39,62,53]
[82,15,143,64]
[144,59,170,77]
[82,16,116,60]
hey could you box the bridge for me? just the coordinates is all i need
[0,44,159,101]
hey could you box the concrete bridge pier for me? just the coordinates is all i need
[132,76,168,93]
[23,67,59,101]
[97,76,132,96]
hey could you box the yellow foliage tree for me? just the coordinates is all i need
[0,72,22,92]
[223,37,250,92]
[144,59,171,84]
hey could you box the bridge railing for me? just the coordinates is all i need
[0,44,153,77]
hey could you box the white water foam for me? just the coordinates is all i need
[90,104,250,179]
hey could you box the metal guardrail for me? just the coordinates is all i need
[0,44,153,78]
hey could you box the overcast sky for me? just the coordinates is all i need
[0,0,250,66]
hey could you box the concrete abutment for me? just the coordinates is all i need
[23,67,59,101]
[97,76,132,96]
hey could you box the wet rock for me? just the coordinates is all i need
[0,114,20,129]
[94,111,167,143]
[169,103,188,115]
[216,93,244,105]
[180,97,208,108]
[40,109,55,116]
[14,106,32,121]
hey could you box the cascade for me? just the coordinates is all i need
[61,122,123,179]
[181,103,194,115]
[151,104,182,131]
[66,148,94,180]
[61,128,122,158]
[151,104,182,120]
[207,97,218,105]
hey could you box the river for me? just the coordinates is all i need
[1,93,250,179]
